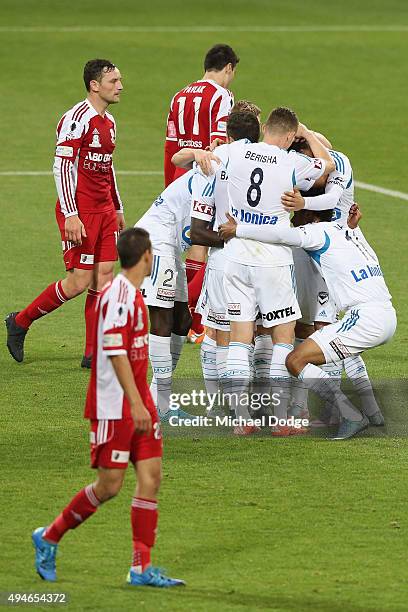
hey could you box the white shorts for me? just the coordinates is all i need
[224,260,301,327]
[141,251,188,308]
[293,248,337,325]
[310,302,397,364]
[197,267,230,332]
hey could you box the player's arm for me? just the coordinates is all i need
[53,114,87,246]
[164,99,178,186]
[109,355,152,434]
[190,173,223,247]
[219,213,325,250]
[282,180,344,212]
[171,148,221,175]
[110,163,126,231]
[297,123,335,173]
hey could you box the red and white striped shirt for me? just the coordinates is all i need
[84,274,153,421]
[53,99,123,218]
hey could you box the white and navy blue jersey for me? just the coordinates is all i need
[303,149,354,223]
[215,139,328,266]
[236,221,392,311]
[190,152,229,270]
[135,169,194,255]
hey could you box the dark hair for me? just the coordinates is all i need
[204,44,239,71]
[117,228,151,269]
[83,59,116,91]
[314,209,334,222]
[289,138,311,155]
[265,106,299,134]
[300,186,334,220]
[227,111,260,143]
[231,99,261,118]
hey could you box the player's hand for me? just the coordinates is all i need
[281,188,305,211]
[194,150,220,176]
[296,123,309,139]
[117,212,126,232]
[347,203,362,229]
[131,402,152,435]
[65,215,87,246]
[218,213,237,241]
[209,138,224,151]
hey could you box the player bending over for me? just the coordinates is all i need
[283,139,383,426]
[6,59,125,368]
[32,228,184,588]
[219,205,396,440]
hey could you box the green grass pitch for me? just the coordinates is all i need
[1,1,408,610]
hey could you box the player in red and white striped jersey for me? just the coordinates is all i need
[32,228,185,587]
[6,59,125,367]
[164,44,239,342]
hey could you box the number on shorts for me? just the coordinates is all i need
[163,268,174,287]
[246,167,264,207]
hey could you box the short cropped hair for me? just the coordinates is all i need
[227,111,260,143]
[204,44,239,71]
[83,59,116,91]
[264,106,299,135]
[289,137,312,155]
[231,99,261,118]
[117,228,151,269]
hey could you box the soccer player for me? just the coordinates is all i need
[32,228,184,588]
[5,59,125,368]
[282,140,383,425]
[208,109,334,433]
[164,43,239,342]
[172,107,261,430]
[219,205,396,440]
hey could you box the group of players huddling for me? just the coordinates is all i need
[5,45,396,588]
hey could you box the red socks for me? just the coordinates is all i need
[186,261,206,335]
[43,485,101,544]
[15,281,69,330]
[84,289,100,357]
[131,497,158,573]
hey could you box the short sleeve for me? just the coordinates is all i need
[102,285,131,356]
[292,151,327,184]
[191,173,216,222]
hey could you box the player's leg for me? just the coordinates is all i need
[81,260,115,368]
[170,259,192,373]
[81,209,118,367]
[127,412,184,587]
[6,267,93,363]
[285,333,368,440]
[343,354,383,423]
[186,244,207,343]
[201,325,218,396]
[33,467,126,581]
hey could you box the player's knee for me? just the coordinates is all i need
[172,304,192,336]
[285,350,304,377]
[149,307,173,336]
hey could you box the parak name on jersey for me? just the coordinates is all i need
[231,206,278,225]
[244,151,277,164]
[182,85,206,94]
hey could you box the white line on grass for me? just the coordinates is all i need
[0,170,407,202]
[1,25,408,33]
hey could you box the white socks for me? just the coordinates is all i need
[149,334,172,415]
[270,343,293,420]
[299,363,362,421]
[254,334,273,379]
[290,338,309,414]
[201,335,218,395]
[343,355,380,416]
[170,333,186,372]
[224,341,252,419]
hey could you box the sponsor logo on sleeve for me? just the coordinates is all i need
[55,145,74,157]
[168,120,177,139]
[103,333,124,348]
[111,450,130,463]
[192,200,214,216]
[314,159,323,170]
[217,120,227,132]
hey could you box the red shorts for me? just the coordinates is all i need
[56,207,118,271]
[89,413,163,469]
